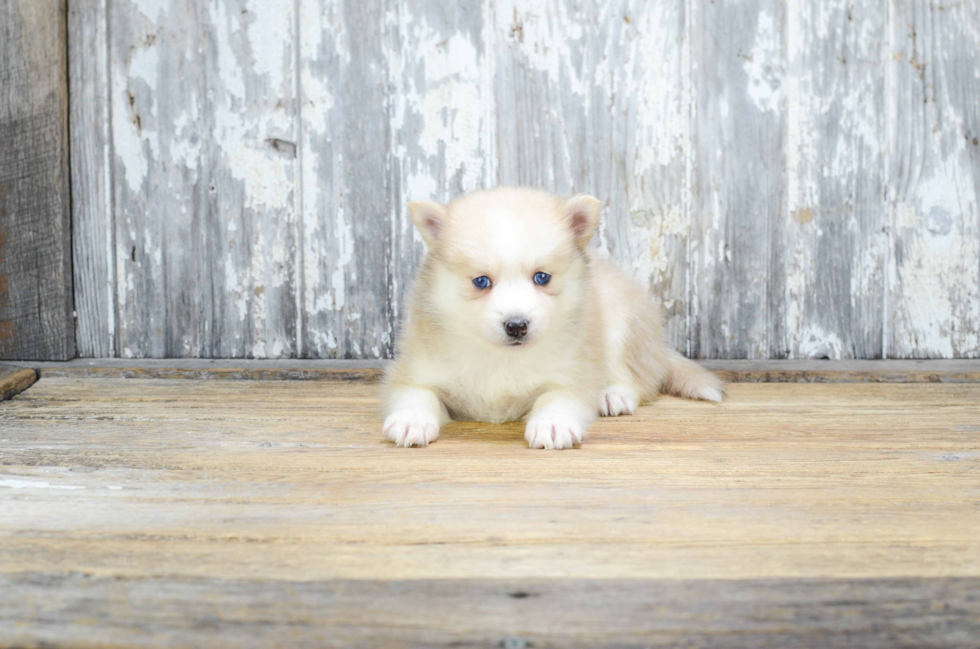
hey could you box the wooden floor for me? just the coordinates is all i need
[2,377,979,647]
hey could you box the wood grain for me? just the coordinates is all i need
[0,0,74,361]
[1,380,978,581]
[1,379,978,644]
[3,574,978,648]
[69,0,115,358]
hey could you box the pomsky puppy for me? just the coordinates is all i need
[383,187,724,450]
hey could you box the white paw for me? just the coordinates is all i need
[383,410,440,447]
[697,385,725,403]
[524,410,586,450]
[599,384,639,416]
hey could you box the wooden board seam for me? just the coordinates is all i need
[4,359,980,383]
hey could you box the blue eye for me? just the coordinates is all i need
[534,272,551,285]
[472,275,491,289]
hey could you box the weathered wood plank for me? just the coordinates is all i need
[0,364,36,401]
[6,358,980,383]
[109,0,300,359]
[300,0,391,359]
[1,380,978,582]
[3,573,978,648]
[775,0,887,359]
[1,380,979,643]
[0,0,74,361]
[592,0,691,350]
[494,0,584,191]
[69,0,116,358]
[204,0,301,359]
[691,0,784,359]
[385,0,495,340]
[109,0,208,358]
[67,0,980,362]
[887,0,980,358]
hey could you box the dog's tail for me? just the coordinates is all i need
[662,350,725,402]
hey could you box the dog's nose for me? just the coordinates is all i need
[503,318,529,339]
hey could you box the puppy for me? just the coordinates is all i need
[382,187,724,450]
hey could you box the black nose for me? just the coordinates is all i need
[504,318,529,339]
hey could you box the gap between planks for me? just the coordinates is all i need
[4,358,980,383]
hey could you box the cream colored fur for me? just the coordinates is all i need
[383,187,724,450]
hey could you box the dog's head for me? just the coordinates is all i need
[409,188,602,349]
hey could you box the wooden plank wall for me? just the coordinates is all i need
[0,0,75,360]
[69,0,980,360]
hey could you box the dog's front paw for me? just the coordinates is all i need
[525,410,586,450]
[383,410,440,447]
[599,384,639,416]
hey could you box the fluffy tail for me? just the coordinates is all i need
[662,350,725,402]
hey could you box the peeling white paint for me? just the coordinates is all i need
[798,326,844,360]
[113,40,160,193]
[329,204,353,312]
[388,9,490,201]
[211,2,294,212]
[499,1,586,98]
[625,204,687,291]
[892,156,980,357]
[744,10,784,114]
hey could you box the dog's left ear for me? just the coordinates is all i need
[408,200,448,248]
[563,194,602,250]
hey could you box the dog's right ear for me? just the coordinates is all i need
[408,200,448,248]
[563,194,603,250]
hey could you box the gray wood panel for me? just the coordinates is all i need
[887,0,980,358]
[69,0,115,358]
[0,0,75,361]
[202,0,301,360]
[300,0,391,358]
[109,0,212,358]
[64,0,980,360]
[590,0,691,350]
[774,0,888,359]
[691,0,784,359]
[109,0,300,359]
[386,0,495,343]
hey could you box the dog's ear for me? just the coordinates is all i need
[408,200,448,248]
[563,194,602,250]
